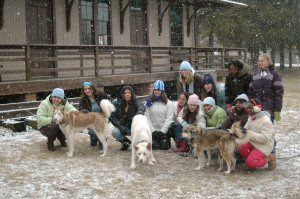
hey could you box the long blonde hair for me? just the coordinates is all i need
[180,70,194,84]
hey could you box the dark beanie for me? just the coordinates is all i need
[202,74,214,84]
[121,85,134,95]
[229,60,244,70]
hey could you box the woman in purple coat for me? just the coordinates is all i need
[248,53,284,123]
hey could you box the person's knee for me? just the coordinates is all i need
[111,127,121,139]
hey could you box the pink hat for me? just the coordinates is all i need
[188,94,199,106]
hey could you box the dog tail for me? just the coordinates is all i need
[100,99,116,118]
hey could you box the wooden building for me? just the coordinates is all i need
[0,0,247,102]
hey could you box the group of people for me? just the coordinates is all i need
[36,53,284,171]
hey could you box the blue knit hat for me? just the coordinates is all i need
[180,61,193,71]
[51,88,65,99]
[203,97,215,106]
[83,81,93,86]
[153,80,165,91]
[202,74,215,84]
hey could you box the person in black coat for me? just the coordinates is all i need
[110,85,145,151]
[225,60,252,113]
[79,81,110,149]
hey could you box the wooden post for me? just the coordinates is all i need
[25,45,31,81]
[148,47,152,73]
[80,51,83,77]
[111,50,115,75]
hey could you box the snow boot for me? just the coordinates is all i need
[57,134,67,147]
[267,153,277,170]
[120,137,131,151]
[47,139,55,152]
[90,134,98,146]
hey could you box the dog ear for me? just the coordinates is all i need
[134,145,139,151]
[146,143,152,151]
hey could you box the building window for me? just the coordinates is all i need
[80,0,111,45]
[0,0,4,29]
[170,3,183,46]
[98,0,111,45]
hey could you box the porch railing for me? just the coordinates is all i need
[0,44,247,82]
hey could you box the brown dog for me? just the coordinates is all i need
[53,99,115,157]
[182,125,236,174]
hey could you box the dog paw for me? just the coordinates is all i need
[217,168,223,172]
[66,152,73,158]
[195,166,203,170]
[149,161,155,166]
[130,164,136,169]
[100,153,106,157]
[224,170,231,175]
[206,162,211,166]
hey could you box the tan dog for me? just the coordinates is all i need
[182,125,236,174]
[53,99,115,157]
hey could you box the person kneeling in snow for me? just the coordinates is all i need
[236,98,276,170]
[37,88,77,151]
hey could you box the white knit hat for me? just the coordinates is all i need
[203,97,215,106]
[234,94,249,102]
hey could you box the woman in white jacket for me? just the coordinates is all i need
[177,94,206,154]
[237,98,276,170]
[145,80,175,150]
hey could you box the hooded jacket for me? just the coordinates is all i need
[225,68,252,104]
[37,95,77,129]
[248,67,284,114]
[244,111,275,156]
[110,86,145,130]
[204,105,227,129]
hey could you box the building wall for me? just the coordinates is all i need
[0,0,26,44]
[55,0,80,45]
[111,0,130,46]
[148,0,170,47]
[182,7,195,47]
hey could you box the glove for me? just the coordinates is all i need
[274,112,281,122]
[226,104,233,113]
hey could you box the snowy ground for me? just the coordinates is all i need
[1,74,300,199]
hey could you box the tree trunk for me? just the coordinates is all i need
[279,45,285,70]
[289,46,292,69]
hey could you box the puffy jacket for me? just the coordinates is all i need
[180,72,204,99]
[244,111,275,156]
[204,105,227,128]
[79,92,109,112]
[177,102,206,128]
[145,100,175,134]
[248,67,284,113]
[225,68,252,104]
[110,96,145,129]
[37,95,77,129]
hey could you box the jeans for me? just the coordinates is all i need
[112,127,131,142]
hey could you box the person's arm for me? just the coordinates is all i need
[216,108,227,128]
[145,107,155,133]
[177,108,188,127]
[160,101,175,133]
[65,101,78,112]
[273,71,284,112]
[37,102,52,128]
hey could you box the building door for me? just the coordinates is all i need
[130,1,148,72]
[26,0,54,78]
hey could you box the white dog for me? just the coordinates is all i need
[53,99,115,157]
[130,115,156,169]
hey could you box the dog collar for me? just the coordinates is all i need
[136,140,148,144]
